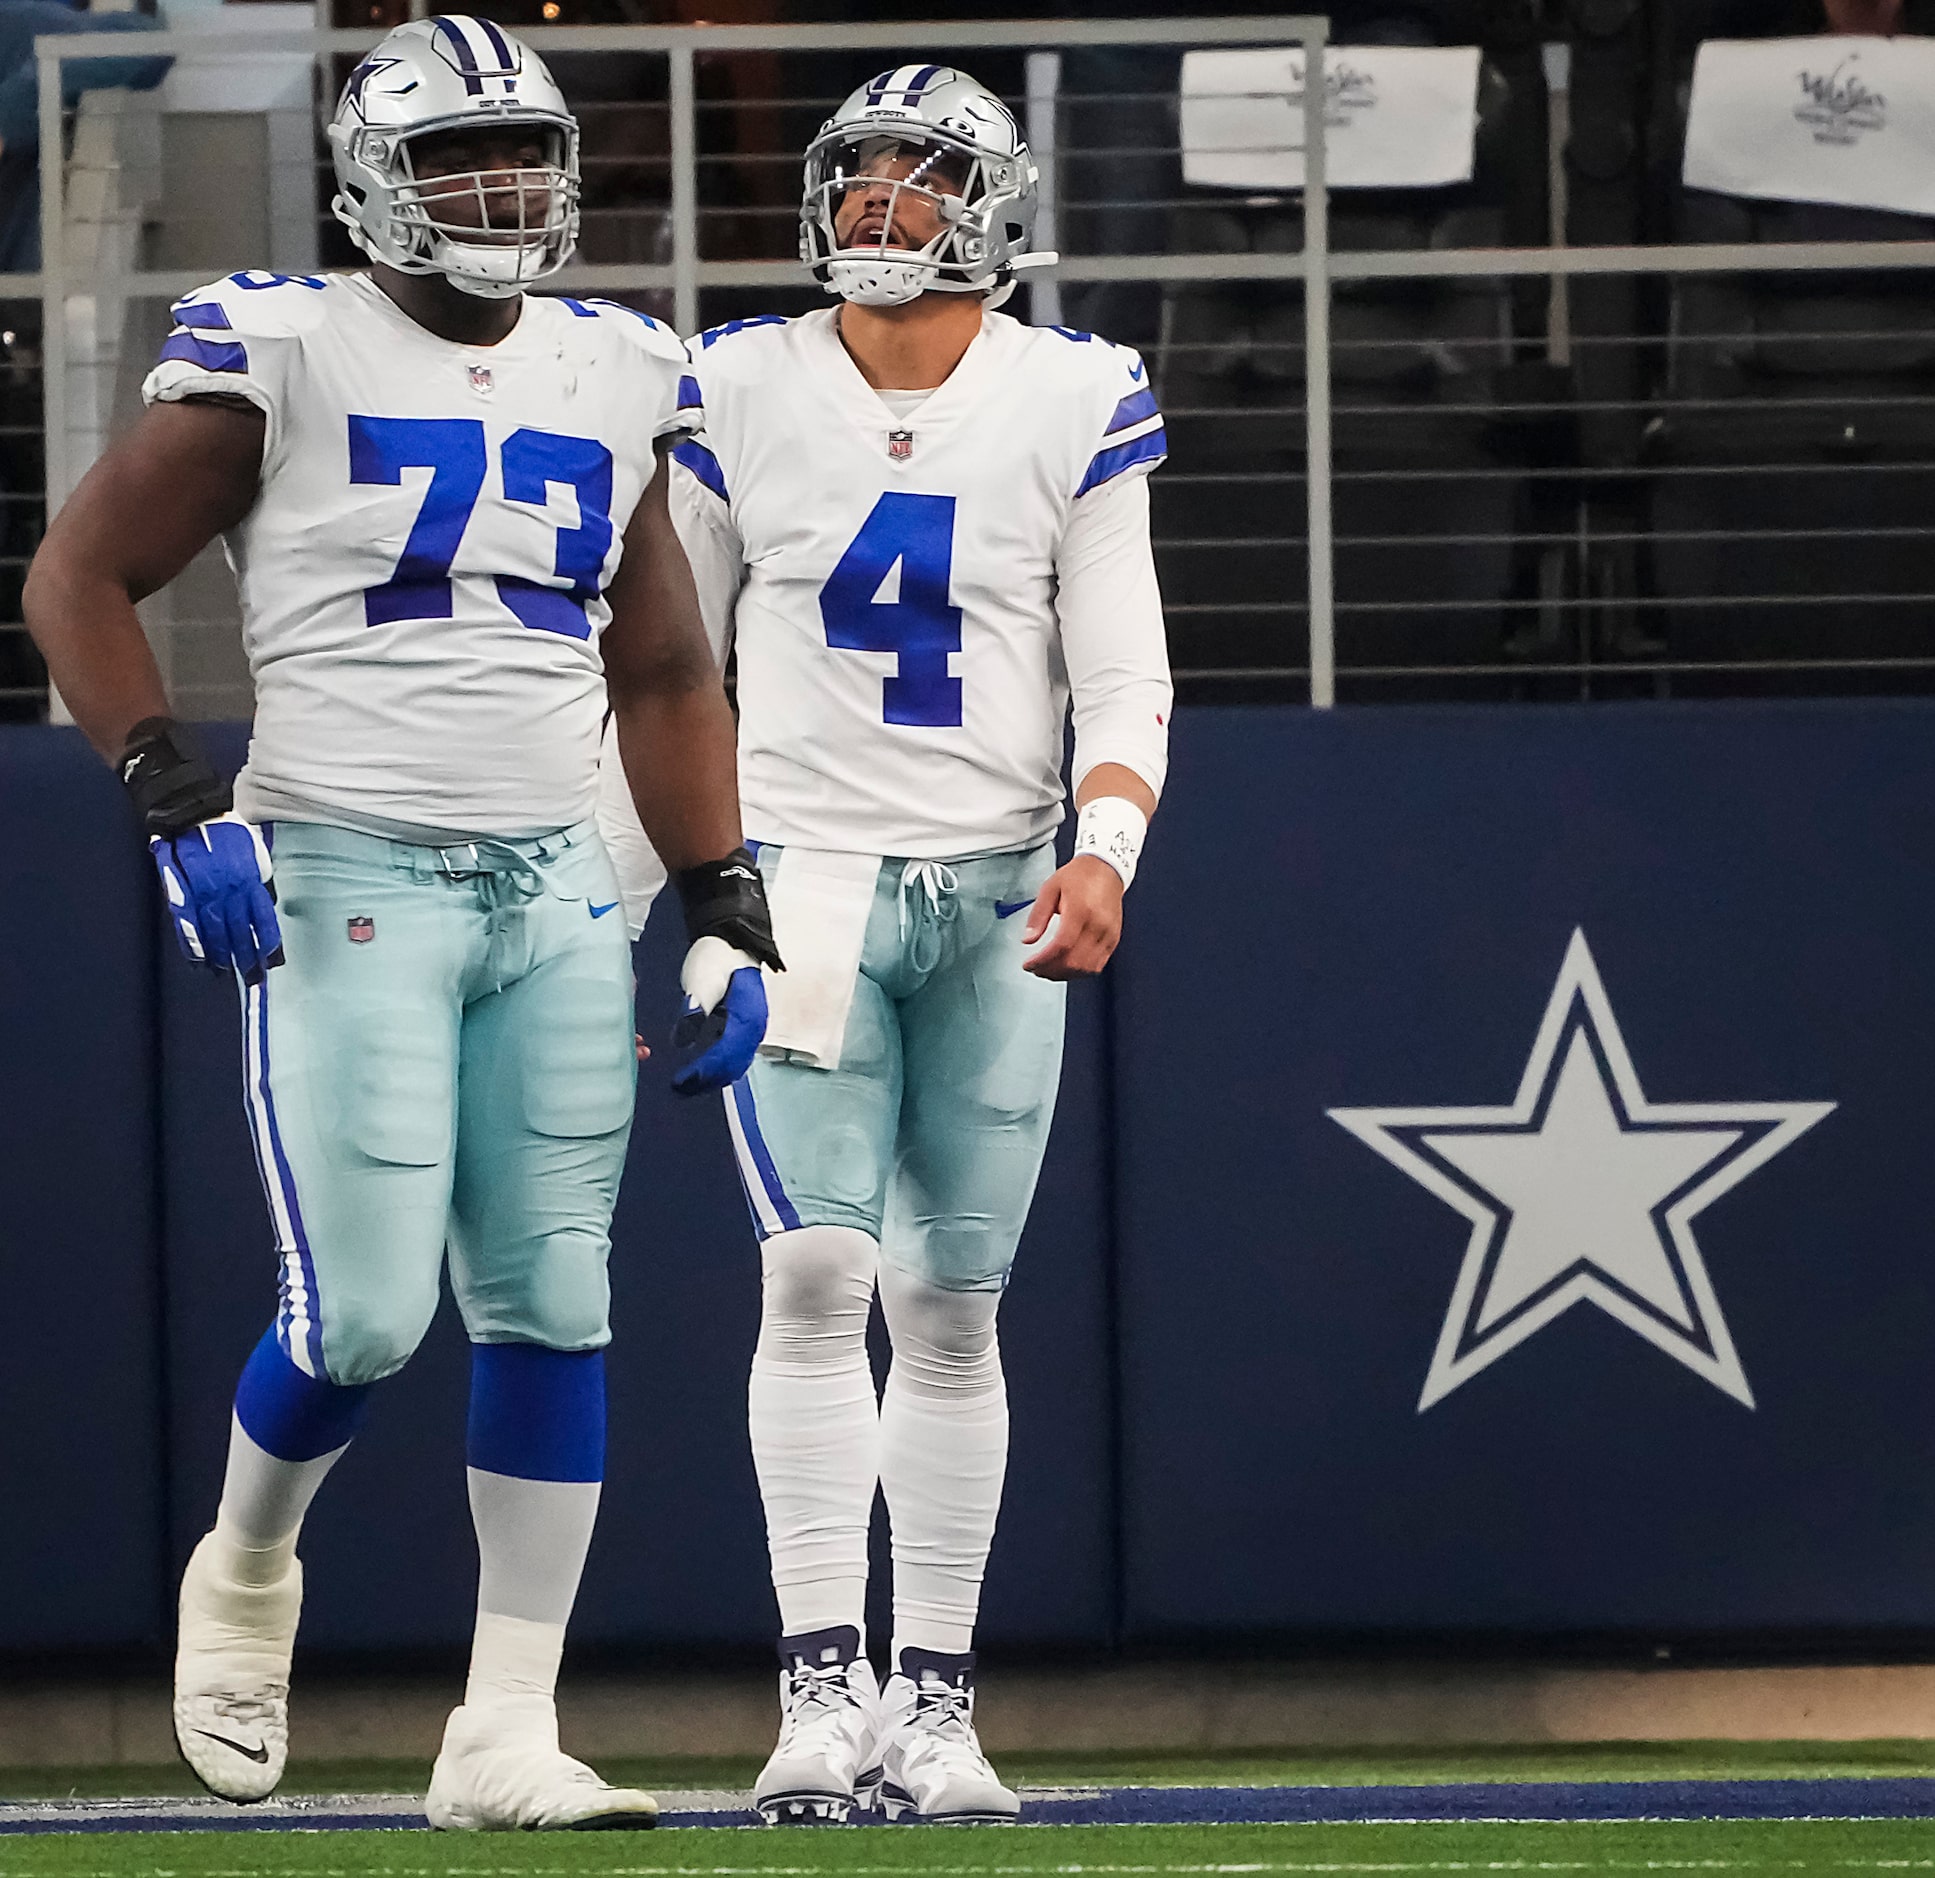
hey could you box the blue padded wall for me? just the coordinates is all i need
[0,728,164,1647]
[1114,702,1935,1637]
[14,701,1935,1652]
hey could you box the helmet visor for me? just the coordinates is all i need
[807,128,981,260]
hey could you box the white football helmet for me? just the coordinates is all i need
[800,63,1057,309]
[329,16,579,299]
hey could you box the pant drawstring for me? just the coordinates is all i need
[897,859,960,974]
[431,838,550,911]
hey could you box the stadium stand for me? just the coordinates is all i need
[1639,0,1935,691]
[1152,0,1553,696]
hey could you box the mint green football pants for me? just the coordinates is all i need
[725,841,1066,1293]
[243,820,636,1386]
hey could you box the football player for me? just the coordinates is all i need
[597,64,1170,1826]
[25,17,775,1830]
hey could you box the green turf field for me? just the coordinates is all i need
[7,1745,1935,1875]
[5,1818,1935,1878]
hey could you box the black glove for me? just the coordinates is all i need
[119,716,232,838]
[674,845,784,974]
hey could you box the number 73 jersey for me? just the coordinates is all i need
[673,307,1169,858]
[143,270,698,841]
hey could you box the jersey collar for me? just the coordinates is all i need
[802,305,1009,460]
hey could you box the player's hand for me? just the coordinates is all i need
[670,934,768,1095]
[1022,856,1123,980]
[151,812,284,983]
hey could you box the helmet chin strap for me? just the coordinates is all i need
[430,231,545,298]
[826,257,929,306]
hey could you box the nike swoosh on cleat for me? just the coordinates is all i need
[995,900,1034,919]
[589,901,620,918]
[196,1730,270,1764]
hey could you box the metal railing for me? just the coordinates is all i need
[22,15,1935,718]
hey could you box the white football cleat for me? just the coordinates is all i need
[752,1626,880,1825]
[426,1697,658,1831]
[172,1530,301,1803]
[868,1650,1018,1825]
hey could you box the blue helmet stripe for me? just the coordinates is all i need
[904,63,942,98]
[431,16,484,95]
[476,16,515,67]
[864,68,897,106]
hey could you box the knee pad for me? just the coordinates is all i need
[316,1277,442,1386]
[758,1225,879,1361]
[878,1258,1002,1399]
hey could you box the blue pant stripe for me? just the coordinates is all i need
[249,976,323,1376]
[731,1077,802,1234]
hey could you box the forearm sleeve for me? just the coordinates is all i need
[1057,471,1173,800]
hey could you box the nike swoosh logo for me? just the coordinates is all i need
[589,901,619,919]
[995,899,1033,920]
[197,1729,270,1764]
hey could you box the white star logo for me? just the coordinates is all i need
[1329,931,1834,1413]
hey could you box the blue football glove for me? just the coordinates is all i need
[151,812,284,983]
[670,935,769,1096]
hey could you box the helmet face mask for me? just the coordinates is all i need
[801,66,1054,308]
[331,18,580,300]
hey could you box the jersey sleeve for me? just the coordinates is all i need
[141,271,326,452]
[595,713,669,941]
[1056,469,1172,802]
[667,433,743,666]
[1073,344,1167,502]
[573,298,702,442]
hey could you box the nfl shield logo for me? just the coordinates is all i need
[467,364,494,395]
[347,916,375,944]
[888,429,914,461]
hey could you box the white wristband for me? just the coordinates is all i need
[1073,795,1149,891]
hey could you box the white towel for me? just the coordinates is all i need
[1180,45,1481,194]
[1685,37,1935,219]
[759,848,881,1069]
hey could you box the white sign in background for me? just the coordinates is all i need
[1179,44,1481,193]
[1685,35,1935,218]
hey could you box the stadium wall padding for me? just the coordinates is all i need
[2,701,1929,1652]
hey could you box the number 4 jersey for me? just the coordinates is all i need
[660,307,1173,859]
[143,270,698,841]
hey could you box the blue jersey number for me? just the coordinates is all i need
[349,416,615,640]
[819,492,963,728]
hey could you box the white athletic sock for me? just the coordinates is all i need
[464,1610,567,1711]
[210,1414,347,1588]
[747,1225,881,1638]
[877,1261,1007,1663]
[464,1470,600,1705]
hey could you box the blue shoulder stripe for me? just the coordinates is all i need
[1077,423,1166,496]
[1105,386,1160,435]
[171,301,233,332]
[589,297,667,331]
[559,297,599,318]
[157,331,249,375]
[699,314,786,349]
[673,438,728,502]
[677,373,702,410]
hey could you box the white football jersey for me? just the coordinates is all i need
[667,307,1171,859]
[143,270,697,841]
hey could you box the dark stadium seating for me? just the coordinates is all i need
[1154,0,1550,695]
[1633,0,1935,690]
